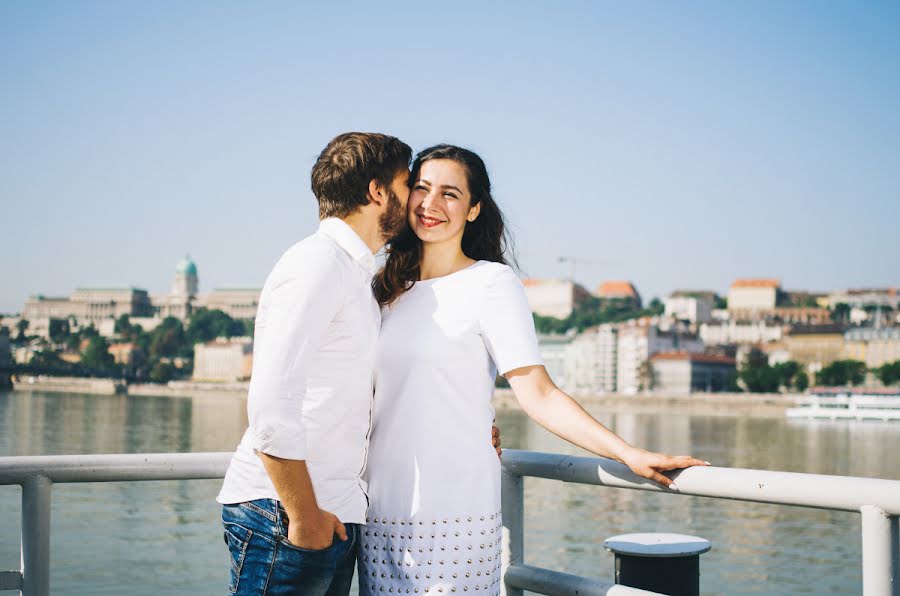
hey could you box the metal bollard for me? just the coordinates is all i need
[604,533,711,596]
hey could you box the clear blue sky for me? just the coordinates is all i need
[2,1,898,313]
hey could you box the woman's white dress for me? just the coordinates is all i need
[359,261,542,595]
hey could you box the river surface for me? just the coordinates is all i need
[1,390,898,595]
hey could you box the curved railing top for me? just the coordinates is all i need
[501,449,900,515]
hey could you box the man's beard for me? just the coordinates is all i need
[379,188,408,241]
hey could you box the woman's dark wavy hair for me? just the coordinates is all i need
[373,144,513,306]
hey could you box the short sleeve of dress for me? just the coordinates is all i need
[479,264,544,376]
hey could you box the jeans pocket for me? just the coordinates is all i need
[224,522,253,594]
[278,533,335,554]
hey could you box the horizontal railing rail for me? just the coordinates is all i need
[0,450,897,595]
[0,452,232,485]
[500,450,900,514]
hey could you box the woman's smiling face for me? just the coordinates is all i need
[408,159,480,245]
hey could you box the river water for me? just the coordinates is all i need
[1,390,898,595]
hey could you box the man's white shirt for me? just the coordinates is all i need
[217,218,380,524]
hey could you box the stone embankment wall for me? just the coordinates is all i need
[9,377,794,416]
[11,376,123,395]
[128,380,249,399]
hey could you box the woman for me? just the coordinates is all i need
[360,145,706,595]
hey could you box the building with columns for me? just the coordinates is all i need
[24,287,153,324]
[19,256,261,336]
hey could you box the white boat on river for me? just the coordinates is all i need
[787,388,900,421]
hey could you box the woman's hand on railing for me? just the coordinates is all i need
[620,447,710,490]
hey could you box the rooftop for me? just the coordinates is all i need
[522,278,568,287]
[597,280,639,298]
[74,286,148,293]
[670,290,717,299]
[731,278,781,289]
[787,324,847,336]
[841,287,898,296]
[210,287,263,293]
[845,326,900,341]
[176,255,198,276]
[651,351,737,365]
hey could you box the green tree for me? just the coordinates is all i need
[149,317,185,358]
[65,333,81,351]
[242,319,255,338]
[81,336,115,371]
[79,325,99,340]
[532,296,655,335]
[739,350,781,393]
[875,361,900,386]
[831,303,851,324]
[794,371,810,392]
[48,319,70,344]
[772,361,800,388]
[114,314,135,338]
[30,349,64,368]
[816,360,866,386]
[533,313,572,335]
[186,308,245,344]
[15,319,29,341]
[647,297,664,315]
[148,360,175,383]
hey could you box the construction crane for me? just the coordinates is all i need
[558,256,610,282]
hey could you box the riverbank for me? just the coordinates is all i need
[10,376,249,398]
[9,375,794,415]
[492,388,793,417]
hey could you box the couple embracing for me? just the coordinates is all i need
[217,132,706,596]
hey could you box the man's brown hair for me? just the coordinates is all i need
[311,132,412,219]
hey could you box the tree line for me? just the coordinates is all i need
[9,309,252,384]
[533,296,665,334]
[739,350,900,392]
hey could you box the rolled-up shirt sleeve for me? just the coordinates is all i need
[246,248,345,460]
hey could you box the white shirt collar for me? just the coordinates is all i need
[319,218,377,276]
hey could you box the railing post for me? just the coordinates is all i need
[21,476,52,596]
[891,515,899,596]
[501,464,523,596]
[861,505,893,596]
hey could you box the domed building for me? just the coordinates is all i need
[20,255,261,339]
[172,256,199,298]
[157,256,198,320]
[156,255,261,322]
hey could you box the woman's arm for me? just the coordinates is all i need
[505,364,708,488]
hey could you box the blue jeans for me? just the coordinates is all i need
[222,499,358,596]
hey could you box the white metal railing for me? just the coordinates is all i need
[0,453,233,596]
[0,451,897,595]
[499,450,900,596]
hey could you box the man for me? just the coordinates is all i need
[218,133,499,596]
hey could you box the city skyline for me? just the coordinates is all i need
[9,251,895,317]
[2,2,899,313]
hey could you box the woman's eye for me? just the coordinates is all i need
[444,193,458,199]
[414,185,428,191]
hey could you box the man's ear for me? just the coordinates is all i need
[467,202,481,222]
[367,179,385,207]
